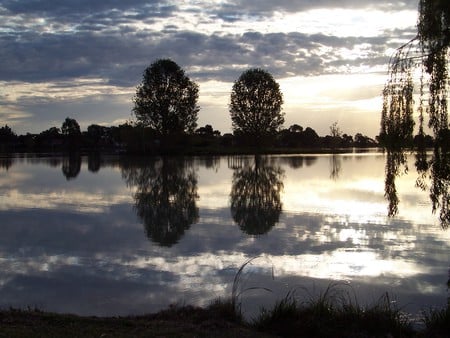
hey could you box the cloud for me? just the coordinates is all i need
[215,0,418,21]
[0,0,420,134]
[0,26,399,86]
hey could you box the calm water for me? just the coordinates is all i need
[0,151,449,319]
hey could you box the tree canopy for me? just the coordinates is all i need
[380,0,450,228]
[61,117,81,137]
[229,68,284,144]
[133,59,200,136]
[380,0,449,146]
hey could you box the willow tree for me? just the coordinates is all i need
[381,0,450,227]
[380,0,449,146]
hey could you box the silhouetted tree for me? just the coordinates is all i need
[121,157,199,246]
[230,68,284,145]
[62,118,81,137]
[381,0,450,228]
[133,59,199,136]
[301,127,320,146]
[86,124,108,148]
[0,125,17,152]
[195,124,220,137]
[289,124,303,133]
[62,117,81,150]
[380,0,449,146]
[230,156,284,235]
[354,133,377,147]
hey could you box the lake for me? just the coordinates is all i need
[0,150,449,321]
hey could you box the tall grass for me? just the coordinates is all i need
[211,258,449,336]
[206,256,273,324]
[230,256,273,317]
[422,300,450,337]
[252,284,414,337]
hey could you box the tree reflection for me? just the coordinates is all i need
[429,146,450,229]
[61,153,81,180]
[230,156,284,235]
[329,154,342,180]
[384,149,408,217]
[280,155,317,169]
[384,144,450,229]
[0,157,14,171]
[121,157,199,246]
[87,152,102,173]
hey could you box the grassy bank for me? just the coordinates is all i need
[2,292,449,337]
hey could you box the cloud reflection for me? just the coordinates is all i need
[0,154,449,318]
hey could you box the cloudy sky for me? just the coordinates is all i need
[0,0,419,137]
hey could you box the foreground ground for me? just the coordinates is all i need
[0,306,269,338]
[1,298,448,337]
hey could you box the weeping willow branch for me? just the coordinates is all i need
[380,0,449,147]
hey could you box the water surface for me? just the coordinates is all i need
[0,152,448,319]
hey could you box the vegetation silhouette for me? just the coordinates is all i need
[62,117,82,151]
[381,0,449,228]
[380,0,449,148]
[230,68,284,146]
[121,157,199,246]
[230,155,284,235]
[133,59,199,138]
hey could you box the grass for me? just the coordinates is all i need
[421,301,450,337]
[2,292,449,337]
[252,286,415,337]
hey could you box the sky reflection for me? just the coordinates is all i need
[0,153,448,318]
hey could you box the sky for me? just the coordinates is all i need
[0,0,420,137]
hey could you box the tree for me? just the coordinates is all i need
[380,0,449,146]
[329,121,342,138]
[133,59,199,136]
[229,68,284,144]
[61,117,81,150]
[289,124,303,133]
[0,125,16,143]
[61,117,81,137]
[0,125,17,152]
[380,0,450,228]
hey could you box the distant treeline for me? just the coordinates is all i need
[0,119,434,155]
[0,120,385,154]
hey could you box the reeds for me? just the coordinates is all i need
[421,301,450,337]
[252,287,414,337]
[211,258,449,336]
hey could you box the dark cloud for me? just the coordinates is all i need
[0,25,400,85]
[1,0,176,20]
[0,0,417,85]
